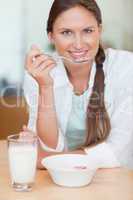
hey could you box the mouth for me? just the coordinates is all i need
[68,50,88,61]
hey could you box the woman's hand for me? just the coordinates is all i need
[20,125,49,169]
[25,45,56,87]
[19,125,36,140]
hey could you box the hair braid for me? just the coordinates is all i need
[85,45,111,147]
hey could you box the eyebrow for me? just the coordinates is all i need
[57,28,72,31]
[57,26,95,31]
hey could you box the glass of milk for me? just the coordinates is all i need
[7,134,38,192]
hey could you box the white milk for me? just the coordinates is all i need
[8,144,37,183]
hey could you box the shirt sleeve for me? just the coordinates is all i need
[85,86,133,168]
[23,70,38,132]
[23,70,65,152]
[106,85,133,167]
[38,130,65,152]
[84,142,120,168]
[85,51,133,168]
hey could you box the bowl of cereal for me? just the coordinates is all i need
[41,154,98,187]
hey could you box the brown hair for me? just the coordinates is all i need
[47,0,111,147]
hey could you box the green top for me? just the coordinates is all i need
[65,90,89,150]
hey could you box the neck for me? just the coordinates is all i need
[65,61,93,95]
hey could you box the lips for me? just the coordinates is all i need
[68,50,88,59]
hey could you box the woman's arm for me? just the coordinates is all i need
[37,85,59,149]
[25,46,60,149]
[37,142,85,169]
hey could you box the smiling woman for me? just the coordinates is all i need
[48,5,102,67]
[23,0,133,169]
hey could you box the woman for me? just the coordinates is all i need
[23,0,133,169]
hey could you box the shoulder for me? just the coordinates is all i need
[104,48,133,86]
[104,48,133,72]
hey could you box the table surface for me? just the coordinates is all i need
[1,140,133,200]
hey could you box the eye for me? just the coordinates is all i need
[61,30,72,36]
[83,28,94,34]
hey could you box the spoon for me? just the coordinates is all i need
[53,56,89,64]
[45,54,90,64]
[32,53,90,64]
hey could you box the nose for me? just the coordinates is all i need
[73,34,85,50]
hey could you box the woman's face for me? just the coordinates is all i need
[48,5,102,65]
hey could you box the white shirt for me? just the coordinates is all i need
[23,48,133,169]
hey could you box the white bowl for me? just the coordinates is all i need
[41,154,98,187]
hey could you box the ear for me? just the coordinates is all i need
[48,32,55,44]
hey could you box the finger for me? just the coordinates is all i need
[32,55,55,68]
[32,53,55,63]
[26,53,54,72]
[19,131,27,136]
[26,56,42,71]
[37,58,56,68]
[22,124,30,132]
[34,62,56,74]
[19,131,30,139]
[30,59,56,75]
[31,62,56,78]
[31,52,47,63]
[20,130,35,137]
[43,63,57,74]
[22,125,36,135]
[22,124,27,131]
[26,47,43,70]
[26,53,43,70]
[29,46,42,58]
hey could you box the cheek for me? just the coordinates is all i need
[86,34,100,57]
[54,38,71,51]
[87,34,100,47]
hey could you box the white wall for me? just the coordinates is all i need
[0,0,25,83]
[97,0,133,50]
[24,0,54,51]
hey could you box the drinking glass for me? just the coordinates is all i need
[7,134,38,192]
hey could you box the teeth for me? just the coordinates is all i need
[70,51,87,59]
[70,51,87,54]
